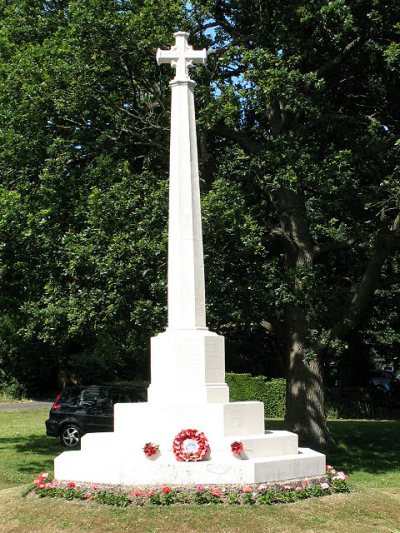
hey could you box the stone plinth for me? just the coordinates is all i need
[55,399,325,485]
[54,400,326,485]
[148,329,229,404]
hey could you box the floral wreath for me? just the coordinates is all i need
[143,442,159,458]
[173,429,209,462]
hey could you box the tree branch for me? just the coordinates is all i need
[314,238,355,257]
[330,220,400,341]
[316,37,362,77]
[261,318,285,340]
[211,123,261,154]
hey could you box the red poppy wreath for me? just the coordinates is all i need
[173,429,209,462]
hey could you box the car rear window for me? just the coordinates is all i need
[59,388,81,405]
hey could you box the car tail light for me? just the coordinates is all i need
[52,392,63,410]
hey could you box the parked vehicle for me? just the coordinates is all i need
[369,370,400,392]
[46,384,146,447]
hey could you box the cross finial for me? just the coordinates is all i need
[156,32,207,82]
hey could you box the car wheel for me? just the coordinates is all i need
[60,424,81,447]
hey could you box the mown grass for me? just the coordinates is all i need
[0,408,399,532]
[268,418,400,490]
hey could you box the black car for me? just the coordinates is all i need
[46,384,146,447]
[369,369,400,392]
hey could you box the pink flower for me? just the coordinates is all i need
[40,472,49,479]
[44,482,52,488]
[330,469,337,475]
[258,484,268,493]
[146,490,154,497]
[132,490,142,497]
[295,486,302,493]
[284,485,291,491]
[335,471,347,480]
[196,485,206,492]
[67,482,76,488]
[320,482,330,490]
[326,464,333,471]
[38,484,45,489]
[242,485,252,493]
[212,488,222,497]
[52,480,59,486]
[302,478,309,486]
[91,483,98,490]
[162,487,171,494]
[84,494,92,500]
[33,479,41,486]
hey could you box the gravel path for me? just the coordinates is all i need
[0,401,52,411]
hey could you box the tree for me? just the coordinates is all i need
[0,0,399,451]
[191,0,400,446]
[0,0,185,387]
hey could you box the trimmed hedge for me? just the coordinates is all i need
[226,373,286,418]
[227,373,399,419]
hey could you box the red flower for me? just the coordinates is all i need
[143,442,159,458]
[212,488,222,497]
[146,490,154,497]
[162,487,171,494]
[231,441,244,456]
[132,490,142,497]
[242,485,252,493]
[67,482,76,488]
[302,478,309,486]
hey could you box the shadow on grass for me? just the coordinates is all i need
[326,420,400,476]
[267,418,400,476]
[0,434,78,478]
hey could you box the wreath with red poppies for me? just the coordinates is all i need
[173,429,209,462]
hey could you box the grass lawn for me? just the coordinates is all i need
[0,408,399,532]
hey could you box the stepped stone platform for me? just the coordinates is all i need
[54,399,325,485]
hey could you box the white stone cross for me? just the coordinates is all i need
[156,31,207,82]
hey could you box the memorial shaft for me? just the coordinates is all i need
[157,32,207,330]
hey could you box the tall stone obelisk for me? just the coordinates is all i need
[54,33,325,486]
[147,32,230,406]
[158,32,207,331]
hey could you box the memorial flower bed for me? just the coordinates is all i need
[28,467,349,507]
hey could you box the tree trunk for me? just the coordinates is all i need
[275,187,333,448]
[284,305,332,448]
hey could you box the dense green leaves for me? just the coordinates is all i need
[0,0,399,410]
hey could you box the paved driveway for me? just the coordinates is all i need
[0,401,52,411]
